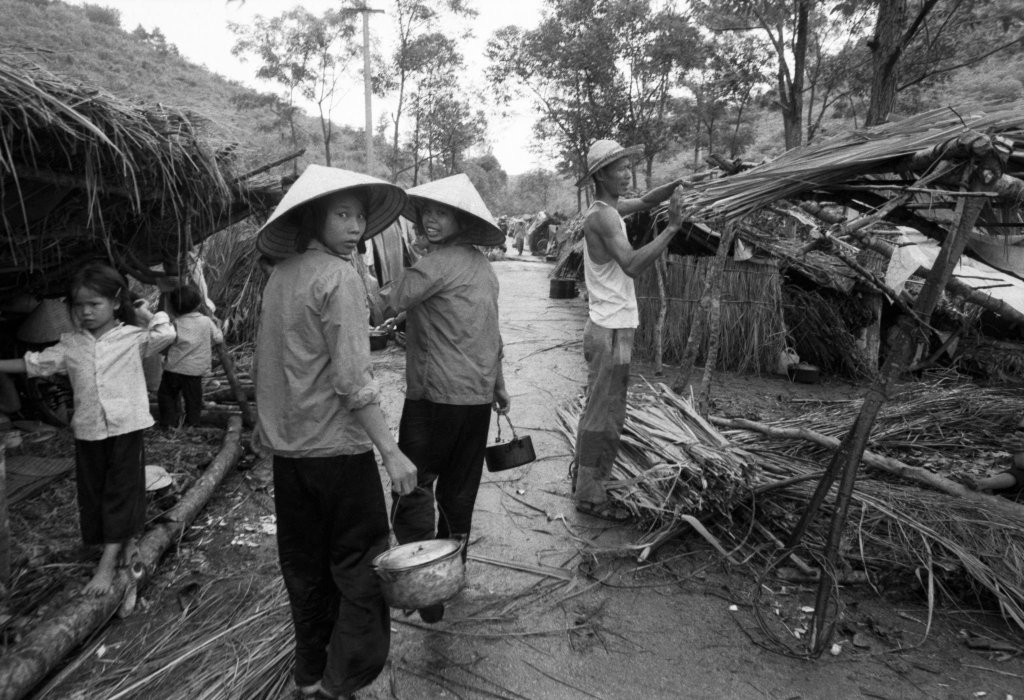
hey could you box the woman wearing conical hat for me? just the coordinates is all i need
[382,173,510,623]
[253,164,418,700]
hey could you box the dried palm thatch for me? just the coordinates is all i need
[558,382,1024,633]
[202,227,267,343]
[634,256,786,374]
[52,578,294,700]
[782,285,875,378]
[0,52,277,300]
[550,212,585,281]
[728,379,1024,459]
[557,384,757,527]
[680,103,1024,223]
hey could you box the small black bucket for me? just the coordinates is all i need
[485,414,536,472]
[549,278,576,299]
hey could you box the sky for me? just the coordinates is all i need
[74,0,547,174]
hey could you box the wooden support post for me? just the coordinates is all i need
[795,169,989,656]
[0,444,8,585]
[653,254,667,376]
[215,344,253,428]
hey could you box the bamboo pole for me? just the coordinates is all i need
[710,415,1024,520]
[696,224,738,412]
[0,416,243,700]
[215,344,253,428]
[0,444,8,585]
[795,200,1024,327]
[795,166,989,656]
[653,254,667,376]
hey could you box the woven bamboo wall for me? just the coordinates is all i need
[634,256,786,375]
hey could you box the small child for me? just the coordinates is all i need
[157,284,224,428]
[0,263,175,595]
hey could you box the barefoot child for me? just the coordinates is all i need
[158,283,224,428]
[0,263,175,595]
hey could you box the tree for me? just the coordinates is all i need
[377,0,477,183]
[488,0,696,202]
[611,3,703,184]
[509,169,568,214]
[695,0,813,149]
[230,8,360,166]
[858,0,1024,125]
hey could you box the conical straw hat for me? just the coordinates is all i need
[575,139,645,188]
[17,298,74,344]
[257,164,407,261]
[403,173,504,247]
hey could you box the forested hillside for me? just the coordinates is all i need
[0,0,366,177]
[4,0,1024,218]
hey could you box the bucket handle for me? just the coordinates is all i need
[493,412,519,444]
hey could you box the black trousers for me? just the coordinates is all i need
[74,430,146,546]
[273,451,390,695]
[157,371,204,427]
[391,399,491,557]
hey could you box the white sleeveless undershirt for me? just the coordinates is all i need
[583,201,639,328]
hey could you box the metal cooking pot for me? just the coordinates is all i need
[372,539,465,609]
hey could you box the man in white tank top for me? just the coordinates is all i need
[573,139,685,520]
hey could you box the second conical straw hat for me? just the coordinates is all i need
[403,173,505,247]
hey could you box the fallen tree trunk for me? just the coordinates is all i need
[710,414,1024,520]
[0,416,243,700]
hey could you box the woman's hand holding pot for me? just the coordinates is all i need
[383,450,418,495]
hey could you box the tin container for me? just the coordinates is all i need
[372,539,466,609]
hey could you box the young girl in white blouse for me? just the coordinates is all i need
[0,263,175,595]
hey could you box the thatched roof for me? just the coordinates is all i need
[682,103,1024,223]
[0,53,282,300]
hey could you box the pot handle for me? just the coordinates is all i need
[494,412,518,443]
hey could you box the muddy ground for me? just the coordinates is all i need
[12,256,1024,699]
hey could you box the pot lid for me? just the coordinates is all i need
[373,539,461,571]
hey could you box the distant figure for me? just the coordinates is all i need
[572,139,685,522]
[0,263,175,595]
[157,284,224,428]
[514,226,525,255]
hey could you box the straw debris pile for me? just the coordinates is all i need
[559,381,1024,632]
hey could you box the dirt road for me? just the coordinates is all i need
[49,256,1024,699]
[367,258,1024,699]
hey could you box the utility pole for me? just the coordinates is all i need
[345,3,384,174]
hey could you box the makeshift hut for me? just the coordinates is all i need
[559,103,1024,647]
[0,52,282,308]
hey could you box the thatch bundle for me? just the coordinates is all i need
[558,381,1024,632]
[680,104,1024,223]
[0,52,277,299]
[633,256,786,374]
[725,380,1024,464]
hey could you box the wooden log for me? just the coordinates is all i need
[0,444,8,584]
[215,344,253,428]
[710,414,1024,521]
[0,416,243,700]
